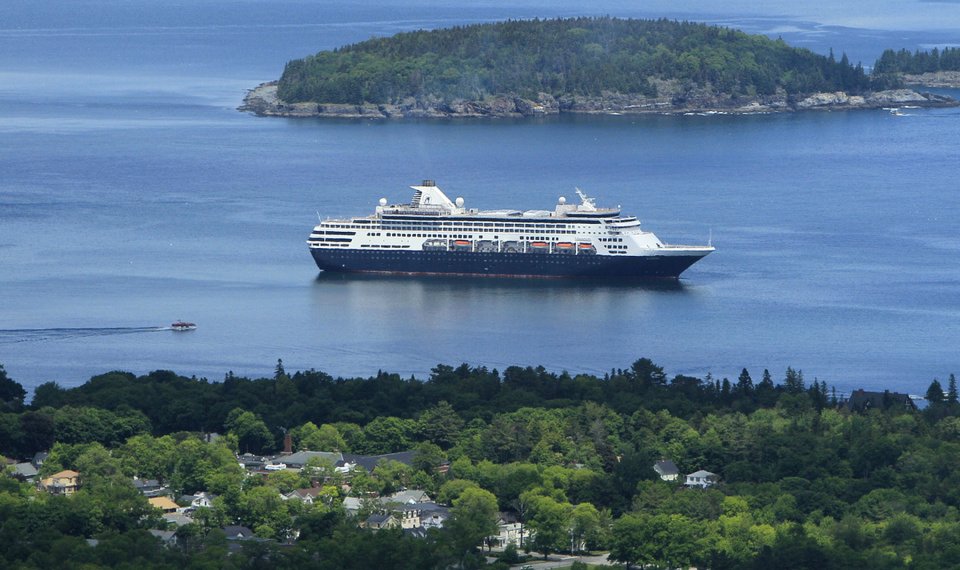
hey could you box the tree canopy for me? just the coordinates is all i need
[278,17,874,105]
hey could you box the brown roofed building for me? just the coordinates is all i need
[148,496,180,514]
[40,470,80,495]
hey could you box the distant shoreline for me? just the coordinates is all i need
[902,71,960,88]
[239,80,958,120]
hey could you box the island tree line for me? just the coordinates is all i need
[278,17,875,106]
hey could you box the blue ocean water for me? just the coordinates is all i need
[1,1,959,397]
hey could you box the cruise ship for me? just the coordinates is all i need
[307,181,714,278]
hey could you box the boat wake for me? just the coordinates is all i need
[0,326,167,345]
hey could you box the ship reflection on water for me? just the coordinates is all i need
[308,272,701,377]
[312,271,690,293]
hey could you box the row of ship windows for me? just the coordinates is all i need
[385,221,573,229]
[359,244,412,249]
[335,254,604,264]
[382,231,576,238]
[599,237,624,242]
[324,222,604,231]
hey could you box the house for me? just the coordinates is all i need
[684,470,719,488]
[162,512,194,528]
[492,512,528,548]
[178,491,217,509]
[382,489,432,505]
[342,496,363,517]
[237,453,266,470]
[341,451,417,473]
[133,478,168,497]
[223,525,256,540]
[365,513,399,530]
[11,462,38,482]
[149,529,178,548]
[420,504,450,529]
[403,527,429,539]
[284,487,323,505]
[278,450,344,469]
[40,470,80,495]
[394,502,450,529]
[845,389,917,412]
[148,496,180,514]
[32,452,48,470]
[653,459,680,482]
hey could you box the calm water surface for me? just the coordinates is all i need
[1,1,959,397]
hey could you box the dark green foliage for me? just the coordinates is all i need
[874,46,960,74]
[2,359,959,568]
[278,17,873,105]
[0,364,26,412]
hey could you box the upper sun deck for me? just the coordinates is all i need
[372,181,623,222]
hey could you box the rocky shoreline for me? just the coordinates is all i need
[239,80,958,119]
[902,71,960,88]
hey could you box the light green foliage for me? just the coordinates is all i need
[610,512,707,569]
[447,486,500,561]
[523,492,572,557]
[569,502,601,552]
[372,459,413,495]
[265,470,304,494]
[291,421,347,451]
[438,479,481,505]
[116,434,176,481]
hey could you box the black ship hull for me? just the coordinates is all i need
[310,248,708,279]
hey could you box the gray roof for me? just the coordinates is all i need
[134,478,161,491]
[404,527,429,539]
[32,452,48,468]
[12,462,38,478]
[382,489,431,504]
[654,460,679,476]
[149,530,177,545]
[846,389,917,412]
[341,451,416,472]
[280,450,343,468]
[162,513,194,527]
[686,470,718,478]
[366,513,394,524]
[223,525,255,540]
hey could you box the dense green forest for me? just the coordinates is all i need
[278,17,874,105]
[873,47,960,75]
[3,361,960,569]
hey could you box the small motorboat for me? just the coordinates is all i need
[171,321,196,331]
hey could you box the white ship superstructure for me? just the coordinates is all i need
[307,181,713,278]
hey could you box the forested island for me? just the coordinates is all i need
[3,359,960,569]
[241,18,957,119]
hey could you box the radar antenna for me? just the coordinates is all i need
[574,187,597,210]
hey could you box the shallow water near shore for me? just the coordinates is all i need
[1,1,959,397]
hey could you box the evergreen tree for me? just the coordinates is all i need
[735,368,754,397]
[948,374,958,405]
[926,379,945,405]
[784,367,805,394]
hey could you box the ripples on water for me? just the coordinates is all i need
[0,1,958,396]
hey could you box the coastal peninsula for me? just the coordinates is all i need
[240,17,957,119]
